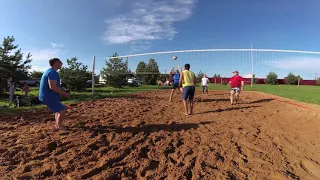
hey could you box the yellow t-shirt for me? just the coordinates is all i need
[182,70,195,87]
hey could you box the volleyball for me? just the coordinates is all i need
[173,56,177,60]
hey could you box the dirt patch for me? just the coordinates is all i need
[1,90,320,179]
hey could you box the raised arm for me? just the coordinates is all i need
[179,72,184,87]
[169,67,174,75]
[177,65,183,74]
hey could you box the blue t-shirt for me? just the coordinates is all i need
[173,74,180,84]
[38,68,60,101]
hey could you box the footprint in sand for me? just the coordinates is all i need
[301,159,320,179]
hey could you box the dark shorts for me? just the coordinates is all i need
[202,85,208,90]
[231,87,241,93]
[182,86,195,101]
[172,83,179,89]
[41,99,66,113]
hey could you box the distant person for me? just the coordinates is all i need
[169,68,181,102]
[8,81,16,106]
[201,74,210,95]
[39,58,70,131]
[179,64,196,115]
[23,83,30,96]
[228,71,244,105]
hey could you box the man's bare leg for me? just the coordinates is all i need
[230,91,235,105]
[235,93,240,104]
[169,89,175,102]
[183,100,189,115]
[189,99,194,115]
[55,113,58,128]
[55,109,67,130]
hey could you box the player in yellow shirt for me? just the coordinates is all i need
[178,64,196,115]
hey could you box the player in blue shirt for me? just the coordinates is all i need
[39,58,70,131]
[169,68,181,102]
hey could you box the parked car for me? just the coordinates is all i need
[87,80,92,88]
[18,79,39,87]
[127,78,141,86]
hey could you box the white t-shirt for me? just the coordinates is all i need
[9,83,15,93]
[201,78,209,86]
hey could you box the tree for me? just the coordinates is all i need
[144,58,160,85]
[30,71,43,80]
[196,70,205,83]
[59,57,91,91]
[265,72,278,85]
[135,61,147,81]
[0,36,32,93]
[100,53,129,88]
[213,74,221,78]
[285,72,299,85]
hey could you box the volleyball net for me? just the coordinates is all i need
[103,49,320,84]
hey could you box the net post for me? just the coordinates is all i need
[250,43,254,87]
[92,56,96,97]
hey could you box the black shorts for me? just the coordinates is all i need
[202,85,208,90]
[182,86,195,100]
[172,83,179,89]
[231,87,241,93]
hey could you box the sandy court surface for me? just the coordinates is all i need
[1,90,320,179]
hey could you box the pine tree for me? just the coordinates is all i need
[59,57,91,91]
[144,58,160,85]
[136,61,147,81]
[101,53,128,88]
[0,36,32,93]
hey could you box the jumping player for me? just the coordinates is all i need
[179,64,196,115]
[228,71,244,105]
[201,74,210,95]
[39,58,70,131]
[169,68,181,102]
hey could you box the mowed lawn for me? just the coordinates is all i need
[206,84,320,105]
[0,85,161,114]
[1,84,320,114]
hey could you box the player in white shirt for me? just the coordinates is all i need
[201,74,210,95]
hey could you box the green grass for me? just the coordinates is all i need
[1,84,320,114]
[0,85,161,114]
[205,84,320,105]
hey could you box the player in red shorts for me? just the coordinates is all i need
[228,71,244,105]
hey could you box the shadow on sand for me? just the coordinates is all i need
[76,121,215,134]
[197,105,261,115]
[197,98,230,103]
[247,98,274,104]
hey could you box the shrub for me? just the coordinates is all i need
[59,57,91,91]
[265,72,278,85]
